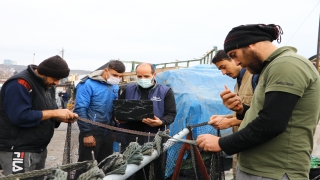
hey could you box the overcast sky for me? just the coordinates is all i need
[1,0,319,71]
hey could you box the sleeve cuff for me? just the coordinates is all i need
[236,104,250,120]
[218,136,235,155]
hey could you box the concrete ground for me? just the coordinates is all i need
[46,128,67,168]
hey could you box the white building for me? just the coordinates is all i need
[4,59,17,65]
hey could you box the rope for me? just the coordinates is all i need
[149,162,155,180]
[141,142,154,156]
[123,142,144,165]
[45,169,67,180]
[190,144,199,180]
[153,129,170,157]
[188,121,208,128]
[77,160,105,180]
[158,131,198,146]
[78,117,157,137]
[98,153,127,175]
[0,161,91,180]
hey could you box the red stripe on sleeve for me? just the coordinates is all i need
[18,79,31,91]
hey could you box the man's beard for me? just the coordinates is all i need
[242,48,264,74]
[42,76,56,88]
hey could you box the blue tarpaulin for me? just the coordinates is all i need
[156,64,236,136]
[155,64,236,178]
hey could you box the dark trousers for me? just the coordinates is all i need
[0,149,47,180]
[74,132,113,178]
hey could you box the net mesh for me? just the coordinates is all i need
[60,121,226,180]
[1,120,228,179]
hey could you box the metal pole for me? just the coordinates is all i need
[61,48,64,59]
[316,13,320,72]
[66,122,71,179]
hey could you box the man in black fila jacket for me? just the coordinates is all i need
[0,55,78,179]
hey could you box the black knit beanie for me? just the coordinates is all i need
[224,24,283,53]
[37,55,70,78]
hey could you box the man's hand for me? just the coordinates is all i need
[220,87,243,114]
[209,115,234,130]
[55,109,78,123]
[43,109,78,123]
[142,116,163,127]
[83,136,96,147]
[196,134,222,152]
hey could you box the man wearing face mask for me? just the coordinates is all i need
[118,63,176,133]
[74,60,125,178]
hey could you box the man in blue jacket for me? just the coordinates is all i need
[61,90,69,107]
[74,60,125,177]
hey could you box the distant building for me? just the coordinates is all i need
[4,59,17,65]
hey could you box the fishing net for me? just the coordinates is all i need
[1,119,229,180]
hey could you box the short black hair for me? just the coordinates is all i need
[107,60,125,73]
[135,63,155,74]
[211,50,231,64]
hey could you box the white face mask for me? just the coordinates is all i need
[137,77,153,88]
[106,72,121,85]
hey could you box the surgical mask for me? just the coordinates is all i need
[107,72,121,85]
[137,78,153,88]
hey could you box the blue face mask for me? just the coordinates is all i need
[137,78,153,88]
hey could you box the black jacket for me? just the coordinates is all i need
[0,65,57,152]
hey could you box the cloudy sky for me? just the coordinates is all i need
[0,0,319,71]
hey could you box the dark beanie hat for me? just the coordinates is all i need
[37,55,70,78]
[224,24,283,53]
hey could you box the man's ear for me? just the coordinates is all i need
[248,44,256,50]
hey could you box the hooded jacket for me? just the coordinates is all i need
[74,70,119,136]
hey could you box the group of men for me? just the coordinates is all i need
[0,23,319,180]
[0,53,176,179]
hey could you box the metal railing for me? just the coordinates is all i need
[155,46,218,68]
[119,46,218,72]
